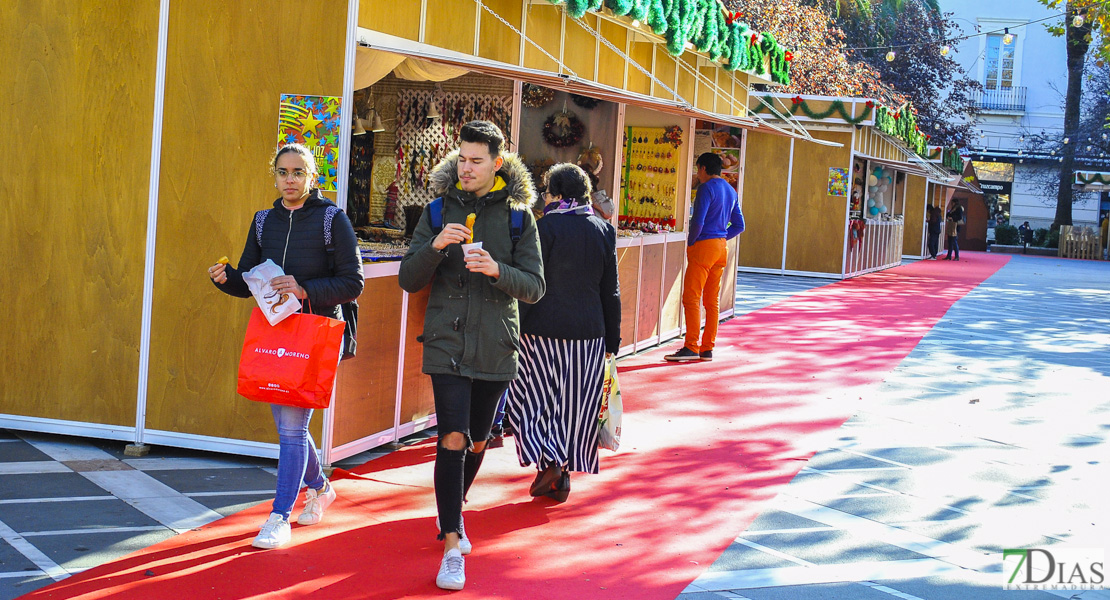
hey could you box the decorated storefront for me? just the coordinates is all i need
[739,93,949,278]
[3,0,808,461]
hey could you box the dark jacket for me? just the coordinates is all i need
[398,152,545,381]
[214,189,365,320]
[521,210,621,353]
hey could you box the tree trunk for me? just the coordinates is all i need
[1054,1,1092,229]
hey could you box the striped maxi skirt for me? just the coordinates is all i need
[506,334,607,474]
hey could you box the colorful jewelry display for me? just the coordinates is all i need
[620,126,682,232]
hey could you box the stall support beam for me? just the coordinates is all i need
[780,138,795,274]
[130,0,171,457]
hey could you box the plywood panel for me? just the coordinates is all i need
[0,1,159,425]
[478,0,522,65]
[676,54,697,107]
[332,277,403,446]
[617,244,640,348]
[145,0,348,440]
[902,174,927,257]
[425,0,476,55]
[597,18,626,89]
[653,48,677,102]
[719,236,738,314]
[523,4,562,73]
[400,287,435,424]
[738,131,791,270]
[359,0,420,41]
[637,243,664,342]
[697,63,716,112]
[661,240,685,335]
[627,40,654,96]
[564,13,597,81]
[785,130,853,275]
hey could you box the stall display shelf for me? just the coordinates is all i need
[620,126,682,233]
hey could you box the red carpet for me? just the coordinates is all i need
[28,253,1008,599]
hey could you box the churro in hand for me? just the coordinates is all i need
[464,213,476,243]
[217,256,229,265]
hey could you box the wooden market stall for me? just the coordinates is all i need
[2,0,806,461]
[738,93,950,278]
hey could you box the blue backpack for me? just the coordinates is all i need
[427,197,526,251]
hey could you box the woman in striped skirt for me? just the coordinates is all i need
[507,163,621,502]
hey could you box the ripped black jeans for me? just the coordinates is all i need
[431,374,509,540]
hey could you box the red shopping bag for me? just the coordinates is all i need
[237,307,345,408]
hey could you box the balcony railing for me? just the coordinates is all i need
[973,86,1027,112]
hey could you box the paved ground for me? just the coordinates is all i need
[2,254,1107,599]
[681,256,1110,600]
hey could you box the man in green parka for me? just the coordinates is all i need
[398,121,544,591]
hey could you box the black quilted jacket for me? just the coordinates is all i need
[214,189,364,319]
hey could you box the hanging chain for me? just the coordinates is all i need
[566,14,686,106]
[473,0,578,80]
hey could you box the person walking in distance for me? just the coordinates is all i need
[945,199,963,261]
[506,163,621,503]
[926,204,942,259]
[1018,221,1033,254]
[398,121,545,591]
[666,152,744,362]
[207,143,364,549]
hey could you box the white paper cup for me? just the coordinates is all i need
[461,241,483,257]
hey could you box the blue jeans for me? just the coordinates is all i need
[270,404,326,519]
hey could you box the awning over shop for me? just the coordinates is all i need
[856,154,931,179]
[356,28,825,141]
[1075,170,1110,191]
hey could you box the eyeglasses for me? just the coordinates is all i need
[275,168,309,181]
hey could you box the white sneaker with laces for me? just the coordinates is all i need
[435,515,472,555]
[251,513,291,549]
[436,548,466,590]
[297,482,336,525]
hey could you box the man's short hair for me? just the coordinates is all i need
[459,120,505,158]
[544,163,592,201]
[696,152,723,176]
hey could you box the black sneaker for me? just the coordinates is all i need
[699,350,713,361]
[665,347,701,362]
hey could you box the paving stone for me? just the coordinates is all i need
[29,529,176,570]
[874,573,1063,600]
[143,467,276,494]
[740,530,928,565]
[0,538,37,573]
[0,441,53,464]
[744,511,830,532]
[736,582,895,600]
[190,493,273,517]
[0,498,160,534]
[706,541,800,572]
[0,574,54,600]
[0,473,110,501]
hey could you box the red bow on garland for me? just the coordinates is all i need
[784,50,794,62]
[724,10,742,26]
[865,100,874,108]
[791,96,804,105]
[750,33,759,46]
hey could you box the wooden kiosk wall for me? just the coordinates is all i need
[784,130,852,275]
[902,175,928,258]
[0,3,159,431]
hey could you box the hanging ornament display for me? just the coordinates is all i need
[570,93,601,109]
[521,83,555,108]
[542,109,586,148]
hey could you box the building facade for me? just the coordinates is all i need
[939,0,1101,229]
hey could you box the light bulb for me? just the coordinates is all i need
[1003,29,1013,45]
[1103,133,1107,140]
[1073,15,1085,27]
[1019,159,1024,163]
[1051,150,1056,155]
[1019,136,1024,142]
[1063,137,1070,144]
[631,20,641,28]
[940,44,950,56]
[886,50,896,62]
[1087,145,1092,151]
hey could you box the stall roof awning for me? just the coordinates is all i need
[357,28,831,144]
[856,154,932,178]
[1075,170,1110,190]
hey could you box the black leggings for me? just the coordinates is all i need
[431,374,509,540]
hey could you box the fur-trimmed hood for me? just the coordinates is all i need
[428,150,536,210]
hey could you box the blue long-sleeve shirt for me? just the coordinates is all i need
[688,177,744,245]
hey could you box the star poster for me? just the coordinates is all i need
[278,94,342,192]
[827,167,848,197]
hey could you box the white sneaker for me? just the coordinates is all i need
[297,482,336,525]
[435,515,472,555]
[251,513,291,549]
[436,548,466,590]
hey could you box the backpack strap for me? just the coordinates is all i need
[253,209,270,247]
[323,206,341,248]
[509,208,524,252]
[428,197,445,234]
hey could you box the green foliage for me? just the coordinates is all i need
[546,0,792,83]
[1033,228,1049,246]
[875,105,927,154]
[1045,228,1060,249]
[994,224,1019,245]
[750,96,875,124]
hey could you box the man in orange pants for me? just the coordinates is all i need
[666,153,745,362]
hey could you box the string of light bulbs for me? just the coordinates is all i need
[791,9,1079,62]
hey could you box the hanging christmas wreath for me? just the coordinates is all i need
[542,111,586,148]
[522,84,555,108]
[570,93,601,109]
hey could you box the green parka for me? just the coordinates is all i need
[398,151,545,381]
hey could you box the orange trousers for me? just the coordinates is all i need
[682,238,728,352]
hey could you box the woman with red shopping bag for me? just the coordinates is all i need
[208,143,364,549]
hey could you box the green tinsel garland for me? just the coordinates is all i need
[749,97,874,125]
[876,106,926,155]
[1077,172,1110,185]
[545,0,791,85]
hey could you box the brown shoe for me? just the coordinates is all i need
[529,464,562,497]
[543,471,570,503]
